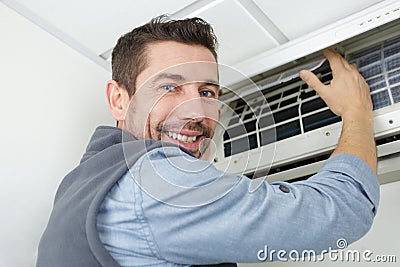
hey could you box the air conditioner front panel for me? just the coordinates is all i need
[213,17,400,184]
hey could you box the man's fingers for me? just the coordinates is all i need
[299,70,325,95]
[323,49,344,67]
[323,49,352,73]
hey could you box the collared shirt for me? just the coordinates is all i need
[97,147,379,266]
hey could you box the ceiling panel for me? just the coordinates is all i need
[254,0,385,40]
[3,0,390,72]
[193,0,279,66]
[11,0,194,55]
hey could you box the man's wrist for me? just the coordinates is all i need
[341,110,374,127]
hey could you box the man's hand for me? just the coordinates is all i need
[299,49,373,120]
[299,49,377,174]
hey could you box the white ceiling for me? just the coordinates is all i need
[2,0,385,69]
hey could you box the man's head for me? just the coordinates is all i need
[106,15,220,158]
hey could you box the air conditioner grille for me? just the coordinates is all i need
[392,85,400,103]
[222,37,400,158]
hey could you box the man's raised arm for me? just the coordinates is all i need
[300,49,377,174]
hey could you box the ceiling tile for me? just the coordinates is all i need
[194,0,279,66]
[13,0,195,55]
[254,0,384,40]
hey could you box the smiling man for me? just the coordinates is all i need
[107,31,220,159]
[36,16,379,267]
[118,44,220,158]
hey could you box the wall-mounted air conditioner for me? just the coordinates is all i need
[213,1,400,185]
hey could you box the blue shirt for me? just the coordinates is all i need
[96,147,379,266]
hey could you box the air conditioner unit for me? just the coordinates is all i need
[213,1,400,185]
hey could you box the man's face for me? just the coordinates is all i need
[124,41,219,158]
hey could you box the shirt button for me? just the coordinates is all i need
[279,184,290,193]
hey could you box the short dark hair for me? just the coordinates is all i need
[111,15,218,97]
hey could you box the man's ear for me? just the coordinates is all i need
[105,80,130,123]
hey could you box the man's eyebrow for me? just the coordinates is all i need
[149,73,185,85]
[202,80,220,86]
[149,73,219,86]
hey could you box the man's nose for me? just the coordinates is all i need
[177,86,207,122]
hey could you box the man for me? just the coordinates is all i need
[36,15,379,266]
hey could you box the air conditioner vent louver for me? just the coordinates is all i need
[222,36,400,158]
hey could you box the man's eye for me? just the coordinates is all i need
[161,84,177,91]
[199,90,215,97]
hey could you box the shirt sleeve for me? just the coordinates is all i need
[131,147,380,264]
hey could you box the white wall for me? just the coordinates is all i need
[0,4,113,267]
[240,180,400,267]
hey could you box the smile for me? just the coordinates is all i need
[167,131,198,143]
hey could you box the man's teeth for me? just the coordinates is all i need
[167,132,197,143]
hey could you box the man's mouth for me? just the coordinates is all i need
[157,121,213,157]
[167,131,198,143]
